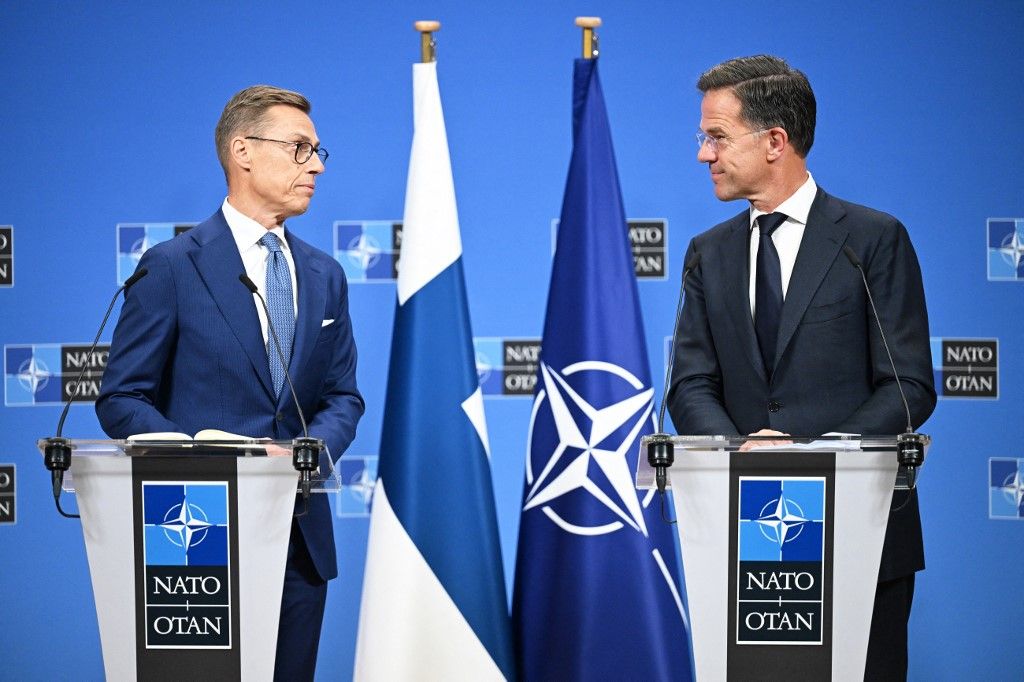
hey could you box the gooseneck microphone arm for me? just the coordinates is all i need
[45,267,150,519]
[239,274,321,516]
[841,246,927,487]
[648,251,701,516]
[842,246,913,434]
[238,274,310,437]
[56,267,150,438]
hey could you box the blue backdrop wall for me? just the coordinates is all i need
[1,2,1022,679]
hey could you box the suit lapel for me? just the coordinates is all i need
[188,212,276,400]
[286,234,326,406]
[774,189,849,367]
[721,213,767,378]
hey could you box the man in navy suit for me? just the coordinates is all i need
[667,56,935,679]
[96,85,364,681]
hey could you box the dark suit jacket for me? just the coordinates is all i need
[96,210,364,581]
[667,188,935,581]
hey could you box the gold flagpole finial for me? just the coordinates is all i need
[414,20,441,63]
[575,17,601,59]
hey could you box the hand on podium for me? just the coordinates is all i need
[739,428,792,452]
[264,443,292,457]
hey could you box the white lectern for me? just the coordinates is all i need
[637,435,927,682]
[38,439,339,682]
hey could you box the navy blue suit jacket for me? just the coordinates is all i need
[667,188,936,580]
[96,210,364,581]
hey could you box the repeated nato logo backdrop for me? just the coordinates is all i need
[1,3,1022,680]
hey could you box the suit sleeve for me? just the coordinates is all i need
[95,248,186,436]
[834,220,936,434]
[666,239,741,436]
[305,268,364,462]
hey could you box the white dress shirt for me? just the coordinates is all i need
[748,173,818,318]
[221,198,298,346]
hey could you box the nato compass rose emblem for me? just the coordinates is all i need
[989,458,1024,519]
[999,468,1024,508]
[159,498,214,552]
[130,234,152,264]
[17,356,51,395]
[996,229,1024,271]
[475,350,493,386]
[987,219,1024,280]
[346,233,383,271]
[756,495,809,546]
[347,466,376,506]
[337,457,379,517]
[524,360,656,536]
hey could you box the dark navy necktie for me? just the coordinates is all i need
[260,232,295,397]
[754,212,788,376]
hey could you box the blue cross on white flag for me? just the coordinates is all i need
[354,60,514,681]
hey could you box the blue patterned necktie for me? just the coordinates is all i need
[754,212,788,377]
[259,232,295,397]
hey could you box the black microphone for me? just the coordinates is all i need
[44,267,150,518]
[239,273,322,513]
[842,246,927,487]
[648,251,702,501]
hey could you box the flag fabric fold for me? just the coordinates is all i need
[354,61,514,682]
[512,58,694,681]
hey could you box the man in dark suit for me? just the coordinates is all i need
[96,85,364,681]
[667,56,935,679]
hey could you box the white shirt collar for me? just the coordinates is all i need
[221,198,289,252]
[749,172,818,228]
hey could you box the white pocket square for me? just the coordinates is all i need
[321,319,335,327]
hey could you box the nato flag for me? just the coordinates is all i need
[512,58,694,680]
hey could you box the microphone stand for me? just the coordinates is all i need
[842,246,928,489]
[43,267,150,519]
[239,274,322,516]
[648,252,701,522]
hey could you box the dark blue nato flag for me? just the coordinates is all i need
[512,58,694,680]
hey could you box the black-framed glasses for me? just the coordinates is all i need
[245,136,329,164]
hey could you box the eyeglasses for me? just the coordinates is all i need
[696,129,766,153]
[245,136,329,164]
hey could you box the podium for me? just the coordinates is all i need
[637,435,928,682]
[37,438,340,682]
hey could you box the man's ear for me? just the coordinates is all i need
[765,127,789,162]
[230,136,253,172]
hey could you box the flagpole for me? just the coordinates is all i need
[575,16,601,59]
[414,20,440,63]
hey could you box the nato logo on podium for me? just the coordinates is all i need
[737,478,826,644]
[142,482,232,649]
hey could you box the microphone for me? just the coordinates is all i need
[842,246,927,487]
[239,273,322,513]
[648,251,702,500]
[44,267,150,518]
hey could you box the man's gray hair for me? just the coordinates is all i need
[214,85,311,180]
